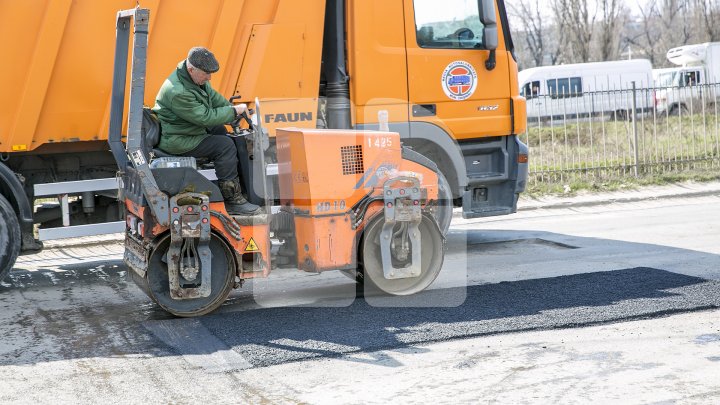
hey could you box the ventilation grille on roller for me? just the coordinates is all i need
[341,145,364,175]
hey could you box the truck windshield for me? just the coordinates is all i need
[414,0,485,49]
[655,72,676,87]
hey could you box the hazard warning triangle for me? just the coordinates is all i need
[245,237,259,252]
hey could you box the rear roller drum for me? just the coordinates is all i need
[0,194,21,282]
[358,213,444,295]
[144,234,235,317]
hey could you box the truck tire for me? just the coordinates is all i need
[433,170,453,235]
[0,194,21,282]
[669,104,688,116]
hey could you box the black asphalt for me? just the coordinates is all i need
[146,267,720,368]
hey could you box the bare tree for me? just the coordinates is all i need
[508,0,546,67]
[691,0,720,41]
[551,0,597,62]
[659,0,693,48]
[597,0,628,61]
[547,2,569,64]
[625,0,664,65]
[510,0,717,68]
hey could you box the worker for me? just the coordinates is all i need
[152,47,261,215]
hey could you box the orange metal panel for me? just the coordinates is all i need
[276,128,405,215]
[353,103,409,130]
[4,0,72,150]
[346,0,409,125]
[237,24,307,99]
[232,0,326,102]
[207,203,271,279]
[508,55,527,134]
[209,0,247,87]
[416,99,513,139]
[0,1,46,147]
[294,215,357,272]
[512,96,527,135]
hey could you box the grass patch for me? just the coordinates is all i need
[525,167,720,197]
[521,112,720,196]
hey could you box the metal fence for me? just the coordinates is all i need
[520,82,720,186]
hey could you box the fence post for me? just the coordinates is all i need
[632,81,639,177]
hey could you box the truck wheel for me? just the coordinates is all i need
[0,194,21,282]
[669,104,688,116]
[612,109,628,121]
[430,170,453,235]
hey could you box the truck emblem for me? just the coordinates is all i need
[441,61,478,101]
[478,105,499,112]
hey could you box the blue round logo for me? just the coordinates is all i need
[441,61,478,101]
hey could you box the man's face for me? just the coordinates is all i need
[188,65,212,86]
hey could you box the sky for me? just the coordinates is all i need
[536,0,645,16]
[413,0,480,25]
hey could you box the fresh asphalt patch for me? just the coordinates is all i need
[145,267,720,370]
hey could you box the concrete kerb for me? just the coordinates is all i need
[517,181,720,211]
[451,181,720,218]
[39,233,125,250]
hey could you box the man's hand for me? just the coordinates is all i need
[233,103,248,117]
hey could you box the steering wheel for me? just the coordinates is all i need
[447,28,474,48]
[228,96,255,135]
[453,28,474,43]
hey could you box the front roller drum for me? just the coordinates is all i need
[359,213,445,295]
[136,234,235,317]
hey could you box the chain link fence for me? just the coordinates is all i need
[520,82,720,187]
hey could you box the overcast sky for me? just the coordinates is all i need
[536,1,645,16]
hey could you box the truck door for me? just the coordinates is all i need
[680,70,703,111]
[404,0,512,140]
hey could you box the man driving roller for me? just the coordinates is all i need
[153,46,261,215]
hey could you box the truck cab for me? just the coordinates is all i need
[656,42,720,115]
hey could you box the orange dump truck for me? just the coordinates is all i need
[0,0,527,280]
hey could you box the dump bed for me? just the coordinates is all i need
[0,0,324,153]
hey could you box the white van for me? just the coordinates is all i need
[519,59,654,121]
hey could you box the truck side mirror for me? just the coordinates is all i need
[479,0,498,51]
[479,0,498,70]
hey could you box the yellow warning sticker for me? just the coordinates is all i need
[245,237,259,252]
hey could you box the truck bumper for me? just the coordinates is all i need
[461,135,528,219]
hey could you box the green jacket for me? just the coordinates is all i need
[152,61,235,154]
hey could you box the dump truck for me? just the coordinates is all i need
[0,0,527,281]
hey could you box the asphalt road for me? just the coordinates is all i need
[1,193,719,403]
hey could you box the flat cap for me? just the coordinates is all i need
[187,46,219,73]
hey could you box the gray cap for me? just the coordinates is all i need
[187,47,219,73]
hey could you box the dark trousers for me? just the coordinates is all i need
[179,134,238,181]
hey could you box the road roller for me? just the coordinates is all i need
[110,8,446,317]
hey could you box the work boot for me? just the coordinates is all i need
[219,178,262,215]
